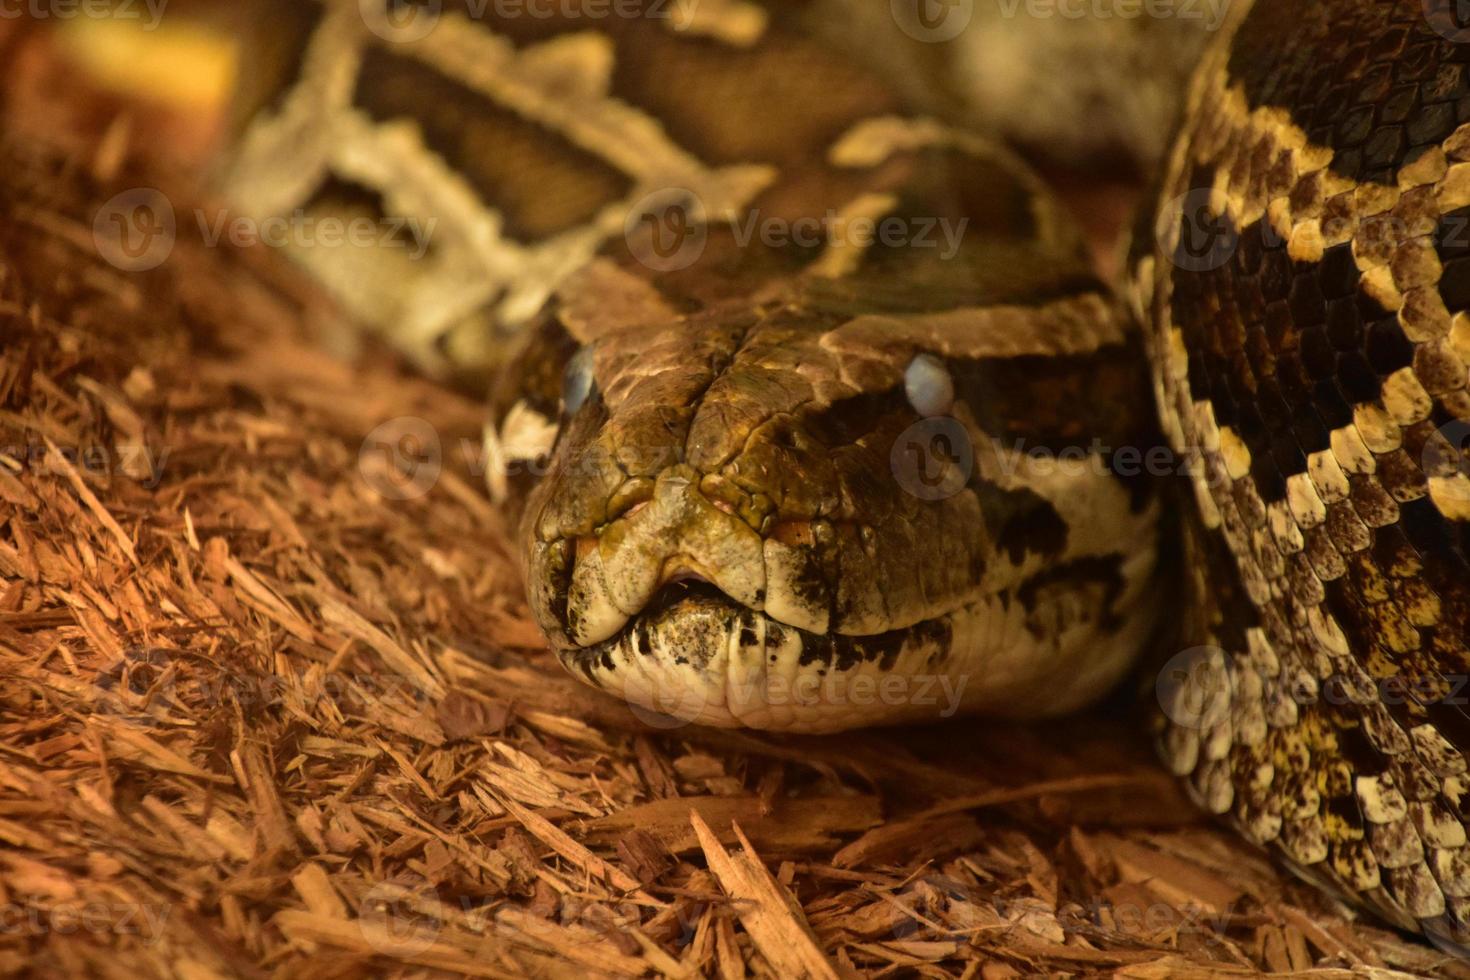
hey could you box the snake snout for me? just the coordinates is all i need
[555,466,768,647]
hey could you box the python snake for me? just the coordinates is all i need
[218,0,1470,948]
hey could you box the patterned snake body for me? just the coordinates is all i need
[223,0,1470,946]
[1136,0,1470,948]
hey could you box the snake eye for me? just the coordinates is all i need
[904,353,954,417]
[562,345,596,415]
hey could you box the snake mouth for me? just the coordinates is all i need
[552,579,971,732]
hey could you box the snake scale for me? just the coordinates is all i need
[217,0,1470,949]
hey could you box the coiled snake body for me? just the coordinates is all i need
[1136,0,1470,949]
[223,0,1470,947]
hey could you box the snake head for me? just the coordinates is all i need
[486,287,1164,732]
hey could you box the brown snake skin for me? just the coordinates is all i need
[1135,0,1470,951]
[220,0,1470,950]
[224,0,1163,732]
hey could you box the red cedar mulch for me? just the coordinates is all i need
[0,139,1467,980]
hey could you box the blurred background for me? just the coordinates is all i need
[0,0,1225,275]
